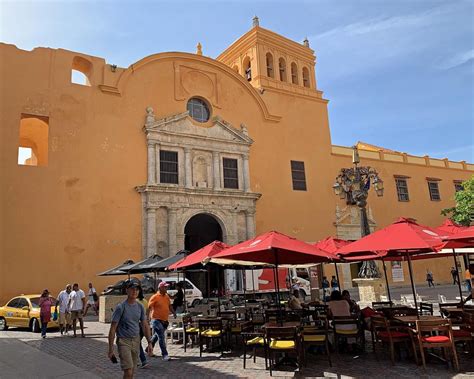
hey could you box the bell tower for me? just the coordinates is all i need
[217,17,322,98]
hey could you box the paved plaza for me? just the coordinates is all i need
[1,312,473,379]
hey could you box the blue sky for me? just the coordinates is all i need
[1,0,473,162]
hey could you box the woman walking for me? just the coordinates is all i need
[39,289,54,338]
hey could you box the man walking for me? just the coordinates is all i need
[108,280,153,379]
[68,283,86,337]
[426,270,434,287]
[148,281,175,361]
[84,282,98,316]
[451,267,459,285]
[55,284,72,335]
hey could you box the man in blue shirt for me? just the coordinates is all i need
[108,280,153,379]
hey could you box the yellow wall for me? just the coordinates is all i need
[0,27,472,304]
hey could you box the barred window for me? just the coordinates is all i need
[160,150,178,184]
[454,182,463,192]
[223,158,239,189]
[395,179,409,201]
[187,98,210,123]
[291,161,307,191]
[428,181,441,201]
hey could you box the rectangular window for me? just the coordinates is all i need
[223,158,239,189]
[395,178,409,202]
[428,181,441,201]
[160,150,178,184]
[454,182,463,192]
[291,160,307,191]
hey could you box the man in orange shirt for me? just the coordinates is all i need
[148,281,175,361]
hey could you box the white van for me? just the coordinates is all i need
[158,277,203,307]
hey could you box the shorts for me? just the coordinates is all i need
[59,312,72,325]
[71,310,83,319]
[117,336,140,370]
[87,299,96,306]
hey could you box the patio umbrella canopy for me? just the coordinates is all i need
[125,254,164,274]
[338,217,447,312]
[168,241,230,270]
[443,226,474,248]
[314,237,348,293]
[208,231,337,267]
[97,259,135,276]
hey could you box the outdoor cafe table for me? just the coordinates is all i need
[392,315,441,325]
[377,306,413,318]
[262,321,301,329]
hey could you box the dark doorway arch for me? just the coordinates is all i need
[184,213,224,298]
[184,213,223,252]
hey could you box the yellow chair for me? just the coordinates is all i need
[198,319,224,357]
[301,317,331,367]
[264,326,301,376]
[241,320,266,369]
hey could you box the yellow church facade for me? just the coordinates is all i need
[0,20,472,303]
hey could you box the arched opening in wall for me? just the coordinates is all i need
[302,67,310,88]
[184,213,224,297]
[279,58,287,82]
[266,53,274,78]
[291,62,298,84]
[17,115,49,166]
[243,57,251,81]
[232,65,239,74]
[71,56,92,86]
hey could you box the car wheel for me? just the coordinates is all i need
[191,299,201,307]
[30,318,40,333]
[0,317,8,331]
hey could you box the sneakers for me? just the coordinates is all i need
[140,361,149,369]
[41,335,46,339]
[163,355,170,361]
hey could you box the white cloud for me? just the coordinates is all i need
[436,49,474,70]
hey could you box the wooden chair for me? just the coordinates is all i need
[264,309,286,324]
[372,301,394,309]
[219,310,238,345]
[452,312,474,356]
[301,316,331,367]
[198,319,224,357]
[439,302,462,317]
[415,318,459,372]
[264,326,301,376]
[241,320,266,369]
[370,315,417,365]
[419,302,434,316]
[332,315,365,353]
[183,315,198,352]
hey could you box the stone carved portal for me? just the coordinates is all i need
[136,108,261,258]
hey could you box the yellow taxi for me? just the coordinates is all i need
[0,294,59,332]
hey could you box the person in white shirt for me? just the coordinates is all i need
[55,284,72,335]
[84,282,98,316]
[68,283,86,337]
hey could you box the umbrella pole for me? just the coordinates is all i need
[274,251,283,326]
[381,258,392,303]
[334,262,342,291]
[406,253,419,317]
[217,266,221,314]
[243,269,247,315]
[452,249,463,301]
[183,270,187,313]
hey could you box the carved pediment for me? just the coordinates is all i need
[144,111,253,145]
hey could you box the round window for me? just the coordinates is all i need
[187,98,210,123]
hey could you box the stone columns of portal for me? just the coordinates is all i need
[245,209,256,239]
[184,147,192,188]
[212,151,221,190]
[168,208,177,256]
[155,143,160,184]
[146,208,157,257]
[147,143,156,185]
[242,153,250,192]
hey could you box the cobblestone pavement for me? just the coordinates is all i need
[1,316,473,378]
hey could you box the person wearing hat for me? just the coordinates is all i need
[108,280,153,379]
[148,281,176,361]
[39,289,54,338]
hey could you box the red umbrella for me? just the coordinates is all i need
[208,231,337,318]
[443,226,474,248]
[314,237,348,293]
[168,241,229,270]
[338,217,446,312]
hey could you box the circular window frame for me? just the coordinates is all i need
[186,97,212,124]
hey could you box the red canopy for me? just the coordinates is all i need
[168,240,229,270]
[443,226,474,249]
[314,237,349,256]
[337,217,445,261]
[434,219,468,237]
[208,231,337,267]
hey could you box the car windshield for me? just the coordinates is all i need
[30,297,56,308]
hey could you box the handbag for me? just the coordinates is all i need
[52,311,58,321]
